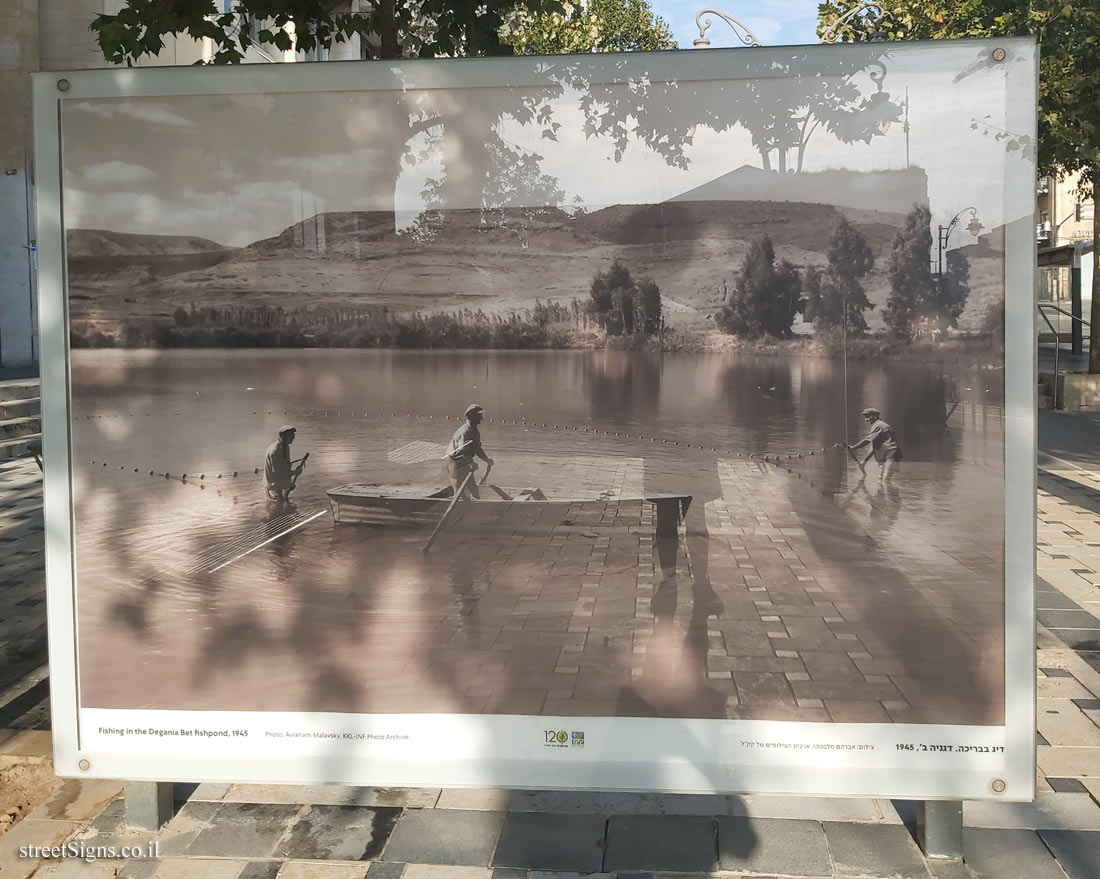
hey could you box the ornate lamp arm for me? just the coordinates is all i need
[945,207,980,239]
[820,0,884,44]
[694,9,762,48]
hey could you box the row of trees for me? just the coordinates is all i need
[170,303,384,331]
[506,0,676,54]
[93,0,676,65]
[73,300,608,350]
[716,209,972,342]
[77,261,668,350]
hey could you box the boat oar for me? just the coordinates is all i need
[422,469,474,554]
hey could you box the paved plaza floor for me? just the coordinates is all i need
[2,408,1100,878]
[68,438,1003,725]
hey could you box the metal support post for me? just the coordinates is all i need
[1072,262,1083,355]
[125,781,174,830]
[916,800,963,859]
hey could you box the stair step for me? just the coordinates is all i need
[0,379,40,402]
[0,433,41,460]
[0,416,41,440]
[0,397,40,420]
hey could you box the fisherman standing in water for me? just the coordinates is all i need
[446,404,493,500]
[265,425,306,502]
[848,407,902,483]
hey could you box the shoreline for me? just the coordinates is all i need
[70,328,1002,363]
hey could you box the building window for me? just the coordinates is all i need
[1077,202,1095,222]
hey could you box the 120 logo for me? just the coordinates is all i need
[544,730,584,748]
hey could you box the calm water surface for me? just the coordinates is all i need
[69,349,1005,718]
[71,347,1000,463]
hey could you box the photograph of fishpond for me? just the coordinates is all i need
[62,48,1017,727]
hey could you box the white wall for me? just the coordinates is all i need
[0,0,38,366]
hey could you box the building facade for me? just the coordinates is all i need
[1037,170,1096,343]
[1037,171,1094,250]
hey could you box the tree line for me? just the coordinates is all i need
[716,206,977,343]
[70,299,616,350]
[71,261,666,350]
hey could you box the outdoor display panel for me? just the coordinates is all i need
[34,37,1037,799]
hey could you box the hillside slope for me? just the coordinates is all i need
[67,200,1001,333]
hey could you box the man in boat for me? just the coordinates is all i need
[445,404,494,500]
[848,407,902,483]
[265,425,305,502]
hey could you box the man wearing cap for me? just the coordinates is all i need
[849,407,902,482]
[265,425,304,501]
[445,404,493,500]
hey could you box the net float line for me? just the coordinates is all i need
[88,460,253,483]
[269,409,844,462]
[84,406,848,471]
[87,457,261,503]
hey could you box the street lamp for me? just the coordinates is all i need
[937,207,982,276]
[693,9,762,48]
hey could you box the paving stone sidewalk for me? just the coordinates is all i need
[4,445,1100,878]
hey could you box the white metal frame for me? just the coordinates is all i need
[33,38,1037,799]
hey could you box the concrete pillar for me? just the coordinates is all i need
[124,781,174,830]
[0,0,39,367]
[916,800,963,860]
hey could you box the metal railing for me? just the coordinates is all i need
[1038,302,1091,407]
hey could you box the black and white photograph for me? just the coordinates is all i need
[54,44,1030,763]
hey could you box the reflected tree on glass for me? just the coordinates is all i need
[569,49,900,175]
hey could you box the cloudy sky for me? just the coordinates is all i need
[60,43,1032,249]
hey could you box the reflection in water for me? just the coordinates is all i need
[618,504,728,719]
[73,349,1004,724]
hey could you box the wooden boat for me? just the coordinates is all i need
[327,483,691,534]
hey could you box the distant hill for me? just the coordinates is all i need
[241,200,901,256]
[68,229,233,258]
[575,200,902,252]
[670,166,930,215]
[66,197,1003,334]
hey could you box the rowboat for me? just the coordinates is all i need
[326,483,692,534]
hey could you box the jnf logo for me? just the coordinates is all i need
[544,730,583,748]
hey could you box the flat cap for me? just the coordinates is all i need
[464,404,484,418]
[278,425,297,436]
[861,408,880,419]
